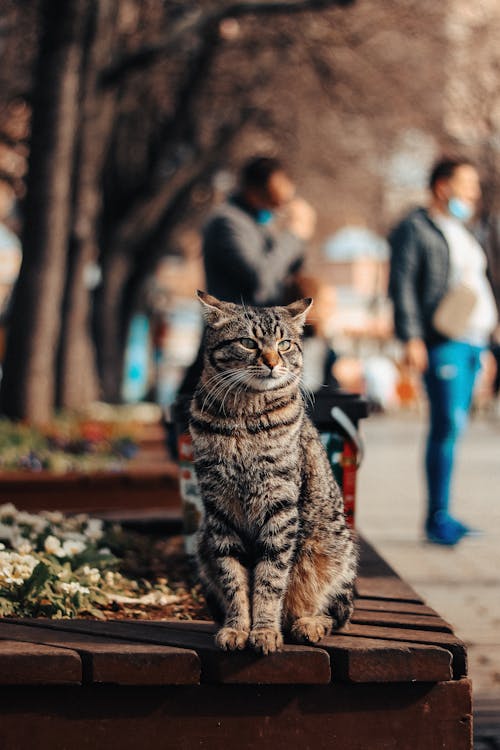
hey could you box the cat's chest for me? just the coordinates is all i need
[205,437,301,494]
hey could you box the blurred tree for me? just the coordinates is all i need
[0,0,354,420]
[1,0,92,423]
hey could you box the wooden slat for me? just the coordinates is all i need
[320,634,453,683]
[357,536,400,576]
[0,479,181,514]
[20,619,331,686]
[354,599,439,616]
[130,619,454,684]
[0,622,199,685]
[0,639,81,685]
[338,623,467,678]
[350,610,454,633]
[0,678,474,750]
[355,575,423,603]
[129,619,216,633]
[355,537,424,603]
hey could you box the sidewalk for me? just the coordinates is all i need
[356,411,500,743]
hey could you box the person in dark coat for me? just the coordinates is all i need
[203,156,316,306]
[179,157,316,395]
[389,157,498,545]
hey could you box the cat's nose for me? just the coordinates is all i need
[261,349,280,371]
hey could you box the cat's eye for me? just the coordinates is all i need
[240,338,259,350]
[278,340,292,352]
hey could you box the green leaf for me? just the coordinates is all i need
[19,562,51,599]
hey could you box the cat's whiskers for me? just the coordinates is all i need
[200,369,247,414]
[288,371,315,411]
[300,385,316,412]
[202,368,242,390]
[202,378,241,415]
[218,371,252,416]
[232,373,251,407]
[203,370,251,416]
[244,363,298,392]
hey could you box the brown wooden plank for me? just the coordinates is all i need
[357,536,401,576]
[354,598,439,616]
[339,623,467,678]
[320,633,453,683]
[134,620,454,683]
[129,619,216,633]
[0,639,81,685]
[0,622,199,685]
[0,679,473,750]
[350,610,454,633]
[0,479,181,513]
[355,575,423,602]
[19,619,331,685]
[355,536,424,603]
[138,422,168,445]
[130,612,458,682]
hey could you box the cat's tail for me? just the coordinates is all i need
[328,582,355,629]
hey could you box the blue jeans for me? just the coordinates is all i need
[424,340,483,525]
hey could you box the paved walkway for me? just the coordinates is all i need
[356,411,500,744]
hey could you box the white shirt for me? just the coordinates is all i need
[302,337,330,392]
[432,213,497,345]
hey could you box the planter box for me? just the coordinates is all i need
[0,424,181,515]
[0,538,472,749]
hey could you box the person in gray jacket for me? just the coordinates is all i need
[177,157,315,397]
[203,156,316,306]
[389,157,498,545]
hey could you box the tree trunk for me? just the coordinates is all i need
[93,249,133,402]
[57,0,119,410]
[0,0,90,423]
[58,244,101,409]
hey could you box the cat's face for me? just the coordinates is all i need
[197,291,312,393]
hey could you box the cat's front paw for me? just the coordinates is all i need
[215,627,249,651]
[290,616,332,644]
[249,627,283,655]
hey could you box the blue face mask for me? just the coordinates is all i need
[255,209,274,225]
[448,197,473,223]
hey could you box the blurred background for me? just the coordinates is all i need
[1,0,500,422]
[1,2,500,735]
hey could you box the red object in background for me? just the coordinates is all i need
[342,440,357,529]
[152,318,168,349]
[79,421,107,443]
[177,433,194,462]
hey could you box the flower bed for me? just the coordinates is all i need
[0,503,207,621]
[0,416,139,474]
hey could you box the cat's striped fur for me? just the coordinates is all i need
[190,291,357,654]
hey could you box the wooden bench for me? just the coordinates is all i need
[0,537,472,749]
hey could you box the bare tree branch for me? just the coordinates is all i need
[222,0,353,17]
[100,0,354,86]
[100,7,205,86]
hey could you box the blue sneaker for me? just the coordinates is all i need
[454,520,484,538]
[425,512,481,546]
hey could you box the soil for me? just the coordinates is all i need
[100,534,212,622]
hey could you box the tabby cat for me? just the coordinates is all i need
[190,291,357,655]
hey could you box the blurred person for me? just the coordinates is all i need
[178,157,316,397]
[203,156,316,306]
[0,183,21,363]
[285,274,338,393]
[473,211,500,400]
[389,157,499,545]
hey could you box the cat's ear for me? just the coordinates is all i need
[285,297,313,326]
[196,290,232,328]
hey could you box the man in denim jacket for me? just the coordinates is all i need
[389,158,498,545]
